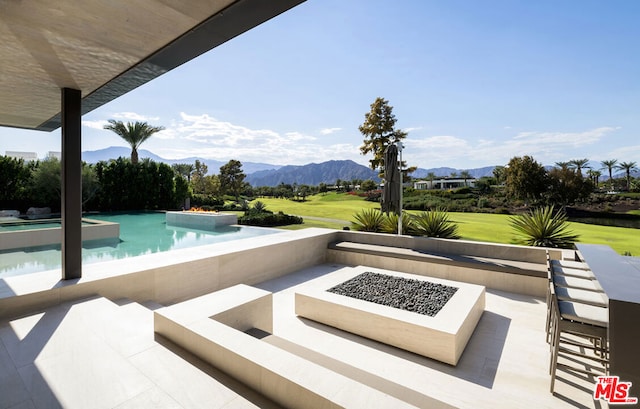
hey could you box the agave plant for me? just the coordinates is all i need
[252,200,267,213]
[381,212,414,234]
[351,209,386,232]
[510,206,578,248]
[411,208,460,239]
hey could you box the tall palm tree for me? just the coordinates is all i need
[459,170,472,187]
[426,172,436,189]
[617,161,638,191]
[601,159,618,190]
[554,161,570,170]
[586,169,601,186]
[172,163,195,182]
[103,120,165,164]
[568,158,590,177]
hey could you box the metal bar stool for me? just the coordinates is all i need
[548,284,609,393]
[552,265,596,280]
[545,264,605,343]
[550,259,590,270]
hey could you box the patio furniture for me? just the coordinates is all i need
[551,265,596,280]
[551,259,590,270]
[548,283,609,393]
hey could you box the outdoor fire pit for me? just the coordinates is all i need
[295,266,485,365]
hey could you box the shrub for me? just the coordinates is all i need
[364,190,382,202]
[351,209,386,232]
[222,202,242,211]
[252,200,267,212]
[411,208,460,239]
[381,213,414,235]
[191,194,224,208]
[238,211,302,227]
[510,206,578,248]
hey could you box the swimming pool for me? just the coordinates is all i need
[0,212,280,278]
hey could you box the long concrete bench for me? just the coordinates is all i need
[154,284,419,409]
[327,241,548,296]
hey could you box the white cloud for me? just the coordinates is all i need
[113,112,160,122]
[403,126,423,133]
[320,127,342,135]
[603,145,640,162]
[511,127,614,147]
[404,127,620,168]
[82,120,109,130]
[148,113,358,165]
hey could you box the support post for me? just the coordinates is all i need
[397,141,404,236]
[61,88,82,280]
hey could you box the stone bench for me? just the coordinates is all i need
[327,241,548,297]
[154,284,419,409]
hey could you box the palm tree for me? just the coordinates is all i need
[554,161,570,170]
[492,166,505,185]
[426,172,436,189]
[568,158,590,177]
[103,120,165,164]
[617,161,638,191]
[586,169,601,186]
[459,170,471,187]
[172,163,195,182]
[601,159,618,191]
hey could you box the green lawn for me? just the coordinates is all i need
[248,193,640,255]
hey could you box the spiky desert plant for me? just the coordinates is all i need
[411,208,460,239]
[381,212,414,234]
[252,200,267,213]
[510,206,578,248]
[351,209,386,232]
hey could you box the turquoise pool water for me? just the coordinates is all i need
[0,219,93,231]
[0,212,279,278]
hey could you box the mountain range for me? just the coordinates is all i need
[82,147,280,175]
[82,146,640,187]
[82,146,501,186]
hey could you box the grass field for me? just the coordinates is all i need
[250,193,640,255]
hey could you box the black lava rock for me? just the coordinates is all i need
[327,271,458,317]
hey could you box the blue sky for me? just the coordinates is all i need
[1,0,639,169]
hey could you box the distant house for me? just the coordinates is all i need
[47,151,62,160]
[414,177,476,190]
[5,151,37,161]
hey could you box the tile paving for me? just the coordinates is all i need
[0,264,608,408]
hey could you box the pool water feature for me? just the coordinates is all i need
[0,212,279,278]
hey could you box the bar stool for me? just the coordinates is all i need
[548,284,609,393]
[552,274,603,292]
[554,286,607,307]
[545,265,605,343]
[552,265,596,280]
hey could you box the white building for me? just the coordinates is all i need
[47,151,62,160]
[414,177,476,190]
[5,151,37,161]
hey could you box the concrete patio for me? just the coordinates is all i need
[0,229,614,408]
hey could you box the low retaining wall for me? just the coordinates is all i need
[0,228,333,320]
[0,218,119,251]
[154,284,419,409]
[1,228,557,320]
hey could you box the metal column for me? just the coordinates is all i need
[61,88,82,280]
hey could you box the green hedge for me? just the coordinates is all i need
[238,211,303,227]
